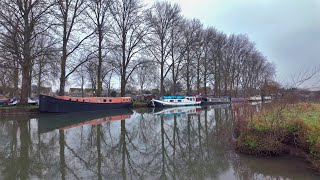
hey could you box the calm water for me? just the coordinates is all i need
[0,105,319,180]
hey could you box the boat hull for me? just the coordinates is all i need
[39,95,132,113]
[201,97,231,105]
[151,99,201,107]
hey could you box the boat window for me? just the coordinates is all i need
[170,100,174,102]
[104,99,106,102]
[69,98,71,101]
[178,100,181,102]
[76,99,78,101]
[109,99,112,102]
[83,100,85,102]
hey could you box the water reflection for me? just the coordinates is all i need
[0,106,319,179]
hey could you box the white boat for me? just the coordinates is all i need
[153,106,202,116]
[150,96,201,107]
[248,95,262,101]
[8,97,39,106]
[262,96,272,101]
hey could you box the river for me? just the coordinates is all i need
[0,105,319,179]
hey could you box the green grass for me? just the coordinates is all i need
[133,101,148,107]
[236,103,320,158]
[0,105,39,109]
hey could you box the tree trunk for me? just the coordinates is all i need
[20,13,32,105]
[59,55,66,96]
[120,32,126,97]
[204,59,207,96]
[20,62,32,105]
[160,38,165,96]
[13,59,19,96]
[37,61,43,96]
[160,62,164,96]
[197,58,200,95]
[59,12,68,96]
[186,50,191,95]
[97,25,103,97]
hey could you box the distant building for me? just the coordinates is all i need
[69,88,95,97]
[31,85,53,97]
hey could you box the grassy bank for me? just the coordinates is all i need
[132,101,149,107]
[0,105,39,115]
[0,105,39,109]
[234,103,320,172]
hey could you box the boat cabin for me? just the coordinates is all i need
[56,96,132,103]
[160,96,201,103]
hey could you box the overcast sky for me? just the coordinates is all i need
[144,0,320,89]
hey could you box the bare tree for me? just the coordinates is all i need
[134,61,158,93]
[181,18,203,95]
[109,0,148,96]
[32,34,59,96]
[54,0,93,96]
[146,1,181,96]
[169,15,185,95]
[0,0,55,104]
[86,0,112,96]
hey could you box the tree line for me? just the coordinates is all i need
[0,0,275,104]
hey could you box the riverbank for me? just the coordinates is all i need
[0,105,39,115]
[234,103,320,172]
[132,102,149,107]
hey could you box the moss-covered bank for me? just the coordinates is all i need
[234,103,320,172]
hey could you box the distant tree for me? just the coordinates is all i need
[111,90,117,97]
[134,61,158,93]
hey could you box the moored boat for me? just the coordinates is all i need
[150,96,201,107]
[262,96,272,101]
[0,97,9,106]
[201,97,231,105]
[248,95,262,101]
[39,95,132,113]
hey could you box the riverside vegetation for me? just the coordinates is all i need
[234,102,320,172]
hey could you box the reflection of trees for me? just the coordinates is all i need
[2,107,312,179]
[0,118,59,179]
[0,109,232,179]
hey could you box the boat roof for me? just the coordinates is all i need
[162,96,185,99]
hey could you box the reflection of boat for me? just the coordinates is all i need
[204,103,231,109]
[248,95,262,101]
[151,96,201,107]
[153,106,202,116]
[39,95,132,113]
[231,97,247,103]
[201,97,231,105]
[38,109,133,133]
[249,101,262,106]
